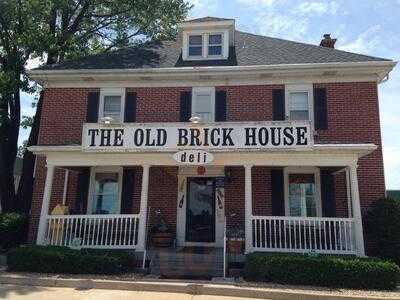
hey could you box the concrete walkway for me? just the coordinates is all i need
[0,284,266,300]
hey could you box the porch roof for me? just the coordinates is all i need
[29,143,377,167]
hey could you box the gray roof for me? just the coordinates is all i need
[38,30,390,71]
[183,16,234,23]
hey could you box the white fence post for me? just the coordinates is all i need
[36,164,55,245]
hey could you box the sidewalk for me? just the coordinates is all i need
[0,269,399,300]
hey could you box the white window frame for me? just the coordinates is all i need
[87,166,123,215]
[98,88,125,124]
[182,29,229,60]
[284,166,322,217]
[191,87,216,122]
[285,84,314,127]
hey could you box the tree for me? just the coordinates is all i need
[0,0,191,212]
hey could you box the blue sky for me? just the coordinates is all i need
[20,0,400,188]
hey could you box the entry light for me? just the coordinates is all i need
[189,115,203,124]
[101,117,114,125]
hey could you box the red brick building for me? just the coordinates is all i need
[28,17,395,275]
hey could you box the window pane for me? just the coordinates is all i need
[289,173,316,217]
[193,92,213,122]
[103,95,121,121]
[189,35,202,45]
[189,46,202,56]
[209,34,222,45]
[290,92,308,110]
[208,46,222,56]
[92,172,119,214]
[290,110,309,120]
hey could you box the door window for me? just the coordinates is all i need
[91,172,119,214]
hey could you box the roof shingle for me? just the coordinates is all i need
[37,30,390,71]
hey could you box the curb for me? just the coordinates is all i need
[0,273,397,300]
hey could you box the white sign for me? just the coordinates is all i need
[82,121,313,152]
[173,150,214,165]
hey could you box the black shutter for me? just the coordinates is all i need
[74,168,90,214]
[86,91,99,123]
[272,89,285,121]
[180,91,192,122]
[321,169,336,217]
[314,88,328,130]
[121,168,135,214]
[271,169,285,216]
[215,90,227,122]
[124,92,137,122]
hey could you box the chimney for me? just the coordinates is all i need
[320,34,337,48]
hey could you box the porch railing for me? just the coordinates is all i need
[44,214,140,249]
[251,216,356,255]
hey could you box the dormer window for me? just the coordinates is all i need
[183,31,229,60]
[188,35,203,57]
[208,34,222,56]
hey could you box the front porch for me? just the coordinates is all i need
[30,143,371,260]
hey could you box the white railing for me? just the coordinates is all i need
[44,214,140,249]
[251,216,356,255]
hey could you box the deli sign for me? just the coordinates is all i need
[82,121,313,152]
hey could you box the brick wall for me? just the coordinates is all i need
[30,82,386,252]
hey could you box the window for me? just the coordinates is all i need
[285,85,313,123]
[99,88,125,123]
[208,34,222,56]
[289,92,309,120]
[88,168,122,214]
[284,167,321,217]
[188,35,203,57]
[192,87,215,122]
[184,31,228,60]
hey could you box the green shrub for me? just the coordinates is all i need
[366,197,400,266]
[0,213,27,251]
[7,246,136,274]
[244,252,400,290]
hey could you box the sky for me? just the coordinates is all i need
[20,0,400,189]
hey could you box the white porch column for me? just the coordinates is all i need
[36,164,55,245]
[137,164,150,251]
[349,164,365,256]
[245,165,253,253]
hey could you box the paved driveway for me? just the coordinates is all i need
[0,284,269,300]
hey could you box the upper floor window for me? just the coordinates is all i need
[183,31,228,60]
[99,88,125,123]
[208,34,222,56]
[285,85,313,123]
[188,35,203,57]
[192,87,215,122]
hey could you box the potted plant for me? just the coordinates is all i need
[150,209,173,247]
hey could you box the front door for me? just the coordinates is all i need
[185,177,216,243]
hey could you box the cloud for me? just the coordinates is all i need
[296,1,339,15]
[187,0,218,18]
[383,146,400,189]
[236,0,279,7]
[338,25,382,54]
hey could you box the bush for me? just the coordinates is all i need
[366,197,400,266]
[0,213,27,251]
[7,246,136,274]
[244,252,400,290]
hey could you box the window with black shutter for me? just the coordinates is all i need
[271,169,285,216]
[215,90,227,121]
[272,89,285,121]
[314,87,328,130]
[124,91,137,122]
[86,92,99,123]
[180,91,192,122]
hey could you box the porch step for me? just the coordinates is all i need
[149,247,224,279]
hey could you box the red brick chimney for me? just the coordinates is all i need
[320,34,337,48]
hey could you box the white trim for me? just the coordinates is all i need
[285,84,314,128]
[191,86,216,122]
[99,88,125,124]
[284,166,322,217]
[37,164,55,244]
[87,166,123,215]
[62,169,69,205]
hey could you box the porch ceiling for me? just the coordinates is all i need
[29,143,376,167]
